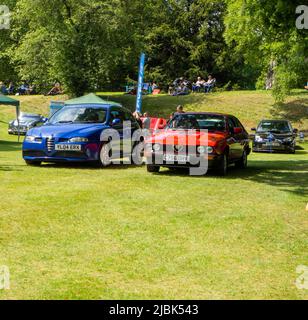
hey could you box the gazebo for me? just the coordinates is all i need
[0,95,21,140]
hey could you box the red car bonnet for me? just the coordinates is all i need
[147,129,227,147]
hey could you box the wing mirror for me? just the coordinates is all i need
[293,128,298,134]
[112,118,121,126]
[42,117,48,123]
[251,127,256,131]
[234,127,243,134]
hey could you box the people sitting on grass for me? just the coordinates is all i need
[204,75,216,93]
[47,82,64,96]
[0,81,8,94]
[16,82,29,95]
[192,77,205,93]
[169,77,190,96]
[8,82,15,95]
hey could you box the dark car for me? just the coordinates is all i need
[144,112,251,176]
[252,120,298,154]
[8,113,46,135]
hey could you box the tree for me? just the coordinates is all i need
[224,0,308,101]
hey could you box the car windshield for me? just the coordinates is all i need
[49,107,107,124]
[257,121,291,133]
[168,114,226,131]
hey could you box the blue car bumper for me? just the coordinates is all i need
[23,141,101,163]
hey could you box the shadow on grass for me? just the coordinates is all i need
[0,140,22,152]
[270,99,308,125]
[42,162,141,170]
[156,159,308,197]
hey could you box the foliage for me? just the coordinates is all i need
[0,0,306,98]
[224,0,308,102]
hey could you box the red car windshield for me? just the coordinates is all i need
[168,114,226,132]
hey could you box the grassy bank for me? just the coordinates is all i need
[0,91,307,299]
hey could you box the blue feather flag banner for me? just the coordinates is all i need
[136,53,146,114]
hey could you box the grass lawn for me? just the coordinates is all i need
[0,91,307,300]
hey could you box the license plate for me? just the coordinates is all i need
[55,144,82,151]
[265,142,280,147]
[163,154,190,163]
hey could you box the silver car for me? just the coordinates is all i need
[8,113,46,135]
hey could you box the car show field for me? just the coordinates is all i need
[0,91,307,299]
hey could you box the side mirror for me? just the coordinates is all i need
[112,118,121,126]
[251,127,256,131]
[293,128,298,134]
[158,124,165,130]
[234,127,243,134]
[42,117,48,123]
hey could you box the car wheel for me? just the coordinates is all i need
[216,154,228,176]
[147,165,160,173]
[25,160,41,166]
[130,142,144,165]
[235,150,248,169]
[100,143,112,167]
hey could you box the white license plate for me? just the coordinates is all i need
[163,154,190,163]
[265,142,280,147]
[55,144,82,151]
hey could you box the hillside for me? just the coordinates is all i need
[1,91,307,137]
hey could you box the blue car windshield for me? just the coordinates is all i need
[50,107,107,124]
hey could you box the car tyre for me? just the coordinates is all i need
[100,143,112,167]
[235,150,248,169]
[147,165,160,173]
[130,142,144,165]
[216,154,228,176]
[25,160,41,166]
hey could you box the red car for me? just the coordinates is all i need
[144,112,251,175]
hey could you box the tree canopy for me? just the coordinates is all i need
[0,0,306,99]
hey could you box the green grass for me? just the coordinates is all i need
[0,91,308,300]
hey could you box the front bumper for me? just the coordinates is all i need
[253,142,295,153]
[145,151,222,168]
[23,141,101,162]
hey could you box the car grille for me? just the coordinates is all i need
[54,152,86,159]
[23,150,46,157]
[46,137,55,152]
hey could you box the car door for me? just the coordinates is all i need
[232,116,249,157]
[226,117,242,159]
[109,108,126,158]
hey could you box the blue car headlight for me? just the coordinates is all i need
[255,135,264,142]
[25,136,40,143]
[283,137,293,143]
[68,137,89,143]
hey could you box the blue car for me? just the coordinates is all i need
[23,95,143,166]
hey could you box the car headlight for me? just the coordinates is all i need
[153,143,161,152]
[68,137,89,143]
[197,146,206,154]
[255,135,263,142]
[198,146,213,154]
[283,137,293,143]
[25,136,41,143]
